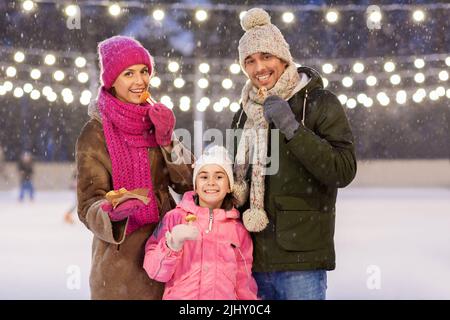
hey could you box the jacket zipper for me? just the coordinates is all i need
[236,108,244,129]
[301,89,308,126]
[205,208,213,233]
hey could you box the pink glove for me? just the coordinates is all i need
[101,199,145,222]
[166,224,199,251]
[147,103,175,146]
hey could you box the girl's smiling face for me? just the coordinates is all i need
[195,164,231,210]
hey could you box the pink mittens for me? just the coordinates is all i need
[101,199,145,222]
[148,103,175,146]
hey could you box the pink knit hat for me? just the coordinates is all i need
[98,35,154,89]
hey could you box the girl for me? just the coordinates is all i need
[76,36,194,299]
[143,145,258,300]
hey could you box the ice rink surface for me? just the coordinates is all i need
[1,187,449,300]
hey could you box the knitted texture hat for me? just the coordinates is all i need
[193,145,234,191]
[98,35,154,89]
[238,8,294,74]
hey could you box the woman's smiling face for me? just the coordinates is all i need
[111,64,149,104]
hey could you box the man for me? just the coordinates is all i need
[231,8,357,300]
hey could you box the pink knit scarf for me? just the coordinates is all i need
[98,88,159,235]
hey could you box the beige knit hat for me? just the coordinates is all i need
[238,8,294,74]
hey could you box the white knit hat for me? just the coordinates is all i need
[193,145,234,191]
[238,8,294,74]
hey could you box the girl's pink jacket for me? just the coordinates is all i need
[143,191,258,300]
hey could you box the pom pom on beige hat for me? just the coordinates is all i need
[238,8,294,74]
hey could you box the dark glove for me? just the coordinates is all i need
[148,103,175,146]
[263,95,299,140]
[101,199,145,222]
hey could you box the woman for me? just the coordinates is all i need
[76,36,194,299]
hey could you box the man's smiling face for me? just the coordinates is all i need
[244,52,288,90]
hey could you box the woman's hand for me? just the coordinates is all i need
[148,103,175,146]
[101,199,145,222]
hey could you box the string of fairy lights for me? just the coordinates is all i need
[18,0,450,24]
[1,1,449,112]
[1,45,449,112]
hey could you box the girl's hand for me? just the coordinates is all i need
[165,224,199,251]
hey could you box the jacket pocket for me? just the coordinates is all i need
[165,268,201,298]
[218,242,238,287]
[274,196,326,252]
